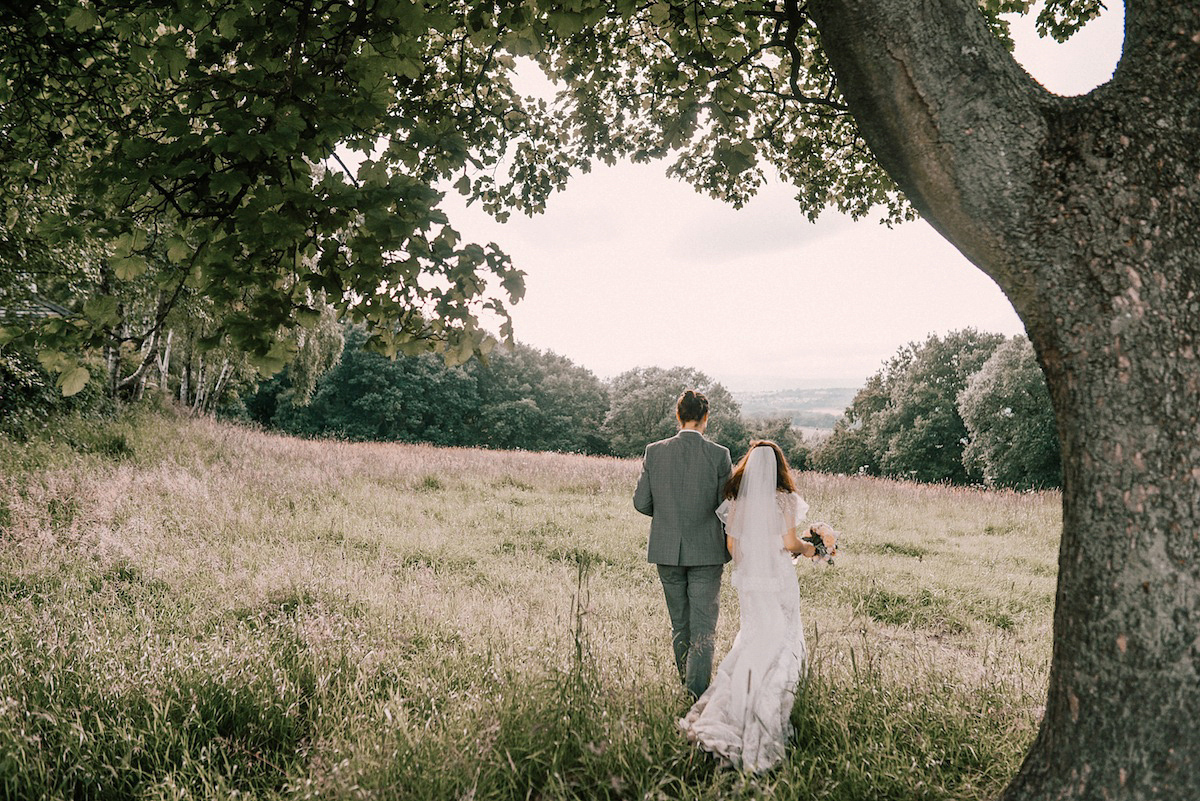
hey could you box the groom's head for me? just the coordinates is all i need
[676,389,709,429]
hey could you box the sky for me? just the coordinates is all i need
[442,5,1126,392]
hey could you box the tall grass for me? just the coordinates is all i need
[0,410,1060,799]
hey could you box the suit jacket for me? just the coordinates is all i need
[633,429,733,566]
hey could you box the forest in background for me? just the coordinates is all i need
[2,316,1060,489]
[240,324,1063,491]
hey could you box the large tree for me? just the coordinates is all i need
[4,0,1197,796]
[806,3,1199,797]
[471,343,611,453]
[603,366,747,457]
[0,1,533,392]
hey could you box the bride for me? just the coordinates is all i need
[678,440,816,773]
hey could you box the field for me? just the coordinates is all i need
[0,411,1061,800]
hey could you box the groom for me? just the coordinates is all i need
[633,389,733,699]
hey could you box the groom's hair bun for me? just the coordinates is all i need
[676,389,709,423]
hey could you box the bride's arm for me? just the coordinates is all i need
[783,492,816,557]
[784,524,817,558]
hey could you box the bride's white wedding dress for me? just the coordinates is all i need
[679,448,808,773]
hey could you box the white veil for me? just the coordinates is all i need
[726,446,796,593]
[717,443,807,739]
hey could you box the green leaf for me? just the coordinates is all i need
[166,237,189,264]
[83,295,120,326]
[501,31,541,57]
[295,306,322,326]
[717,146,756,175]
[210,171,245,195]
[113,255,148,280]
[501,271,526,302]
[548,10,586,37]
[65,6,99,32]
[58,366,91,397]
[37,350,70,373]
[0,327,15,348]
[113,229,147,257]
[397,58,422,79]
[247,338,297,376]
[158,45,189,80]
[217,11,241,39]
[443,332,476,367]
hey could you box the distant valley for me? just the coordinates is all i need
[733,387,856,431]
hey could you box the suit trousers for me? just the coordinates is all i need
[656,563,723,699]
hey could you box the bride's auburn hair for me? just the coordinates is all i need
[724,440,797,499]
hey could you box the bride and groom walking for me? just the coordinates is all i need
[634,389,819,773]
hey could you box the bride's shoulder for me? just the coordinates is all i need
[781,490,810,522]
[776,490,806,509]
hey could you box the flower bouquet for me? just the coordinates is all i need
[795,522,839,566]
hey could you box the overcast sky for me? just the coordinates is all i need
[443,5,1125,392]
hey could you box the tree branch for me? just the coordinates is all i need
[807,0,1050,284]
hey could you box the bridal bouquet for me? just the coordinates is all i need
[795,522,839,566]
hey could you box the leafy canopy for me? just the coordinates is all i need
[2,0,539,389]
[959,336,1061,490]
[1,0,1108,394]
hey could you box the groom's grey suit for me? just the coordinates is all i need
[634,429,732,698]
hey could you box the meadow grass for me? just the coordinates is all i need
[0,410,1061,800]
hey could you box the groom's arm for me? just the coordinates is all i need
[715,447,732,506]
[633,446,654,516]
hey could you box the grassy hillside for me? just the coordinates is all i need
[0,411,1060,800]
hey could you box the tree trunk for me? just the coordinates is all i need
[156,328,173,398]
[117,325,159,398]
[205,359,231,415]
[191,354,206,415]
[179,347,191,407]
[808,0,1200,797]
[103,336,120,398]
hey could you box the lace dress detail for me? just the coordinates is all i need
[681,490,808,773]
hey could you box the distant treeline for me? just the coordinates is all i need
[237,325,812,467]
[236,325,1060,490]
[2,321,1060,490]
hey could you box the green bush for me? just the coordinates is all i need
[0,344,111,439]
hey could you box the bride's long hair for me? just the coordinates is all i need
[724,440,797,499]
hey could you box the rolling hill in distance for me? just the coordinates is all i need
[732,387,857,431]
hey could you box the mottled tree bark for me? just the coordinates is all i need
[807,0,1200,797]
